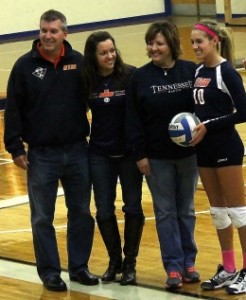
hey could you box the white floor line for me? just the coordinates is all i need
[0,187,64,209]
[0,259,200,300]
[0,158,12,162]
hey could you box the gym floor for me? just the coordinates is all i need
[1,15,246,300]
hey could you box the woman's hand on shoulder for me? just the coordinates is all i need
[243,58,246,70]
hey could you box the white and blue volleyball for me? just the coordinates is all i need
[168,112,200,147]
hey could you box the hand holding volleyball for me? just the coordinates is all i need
[168,112,200,147]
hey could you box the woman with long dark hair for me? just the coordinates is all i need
[82,31,144,286]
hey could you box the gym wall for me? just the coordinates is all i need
[171,0,216,16]
[0,0,167,40]
[216,0,246,16]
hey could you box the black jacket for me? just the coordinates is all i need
[4,39,89,158]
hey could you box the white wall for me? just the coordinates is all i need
[216,0,246,15]
[0,0,165,35]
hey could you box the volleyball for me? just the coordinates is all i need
[168,112,200,147]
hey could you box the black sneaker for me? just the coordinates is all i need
[165,271,182,290]
[227,269,246,294]
[183,266,200,283]
[201,264,238,290]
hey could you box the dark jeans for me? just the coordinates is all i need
[89,152,143,220]
[27,141,94,281]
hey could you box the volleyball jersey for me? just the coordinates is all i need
[193,60,246,132]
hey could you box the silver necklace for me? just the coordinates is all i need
[162,61,175,76]
[101,76,113,103]
[163,68,168,76]
[101,87,113,103]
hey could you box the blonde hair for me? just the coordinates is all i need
[194,20,235,66]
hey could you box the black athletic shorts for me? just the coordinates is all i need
[195,128,244,167]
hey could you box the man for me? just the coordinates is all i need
[4,9,98,292]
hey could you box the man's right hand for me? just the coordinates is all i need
[13,155,29,170]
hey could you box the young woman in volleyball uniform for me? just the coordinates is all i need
[194,60,246,166]
[191,21,246,295]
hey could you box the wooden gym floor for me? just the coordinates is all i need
[1,16,246,300]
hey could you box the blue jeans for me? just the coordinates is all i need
[89,152,143,220]
[27,141,94,281]
[146,154,198,273]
